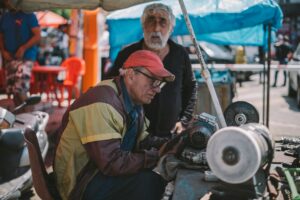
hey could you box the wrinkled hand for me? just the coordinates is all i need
[15,46,25,59]
[2,50,13,61]
[170,121,186,134]
[158,136,185,157]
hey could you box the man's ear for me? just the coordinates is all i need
[124,69,134,87]
[169,26,174,35]
[127,68,135,81]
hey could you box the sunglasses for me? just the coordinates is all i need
[133,69,166,89]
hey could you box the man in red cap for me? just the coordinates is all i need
[54,50,184,200]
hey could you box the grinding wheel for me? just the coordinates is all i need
[224,101,259,126]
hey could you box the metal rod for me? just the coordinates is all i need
[178,0,227,128]
[266,24,271,128]
[262,50,266,125]
[262,59,266,125]
[261,25,267,125]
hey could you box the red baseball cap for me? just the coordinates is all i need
[123,50,175,82]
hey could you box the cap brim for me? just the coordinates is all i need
[147,67,175,82]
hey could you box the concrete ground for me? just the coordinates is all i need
[233,72,300,138]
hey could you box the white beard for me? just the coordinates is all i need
[144,32,169,50]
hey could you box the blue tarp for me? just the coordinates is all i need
[107,0,283,61]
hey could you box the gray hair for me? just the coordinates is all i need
[141,3,175,28]
[119,66,144,76]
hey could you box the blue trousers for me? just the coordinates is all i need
[82,170,166,200]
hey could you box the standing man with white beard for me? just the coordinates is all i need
[107,3,197,138]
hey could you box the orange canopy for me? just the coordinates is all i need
[36,11,67,28]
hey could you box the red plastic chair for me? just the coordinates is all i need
[59,57,86,106]
[0,68,5,92]
[24,128,61,200]
[30,62,40,95]
[0,68,10,99]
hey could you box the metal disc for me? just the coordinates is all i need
[206,127,261,184]
[224,101,259,126]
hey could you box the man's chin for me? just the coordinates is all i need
[142,97,153,104]
[147,43,164,50]
[144,100,152,104]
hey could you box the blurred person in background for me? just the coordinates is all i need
[272,34,293,87]
[56,24,69,61]
[0,0,40,106]
[235,46,247,64]
[258,46,265,84]
[235,45,247,87]
[107,3,197,138]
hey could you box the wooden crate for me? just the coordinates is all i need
[194,82,233,118]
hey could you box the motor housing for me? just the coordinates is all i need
[206,123,273,184]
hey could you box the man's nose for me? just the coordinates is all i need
[153,86,161,93]
[154,21,161,32]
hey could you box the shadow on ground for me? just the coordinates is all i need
[282,95,300,112]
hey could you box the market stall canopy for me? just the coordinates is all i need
[107,0,283,61]
[36,11,67,27]
[3,0,155,12]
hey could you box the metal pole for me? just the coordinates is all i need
[178,0,227,128]
[262,25,267,125]
[262,58,266,125]
[266,24,271,127]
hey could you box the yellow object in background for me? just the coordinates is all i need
[69,9,80,57]
[235,46,247,64]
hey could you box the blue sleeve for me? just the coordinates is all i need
[28,13,39,28]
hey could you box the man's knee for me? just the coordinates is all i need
[135,171,167,193]
[136,170,165,184]
[131,171,166,200]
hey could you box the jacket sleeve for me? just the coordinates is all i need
[84,139,159,176]
[139,134,170,150]
[180,49,198,127]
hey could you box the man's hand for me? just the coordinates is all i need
[2,50,13,61]
[171,121,186,134]
[15,46,26,59]
[158,137,185,157]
